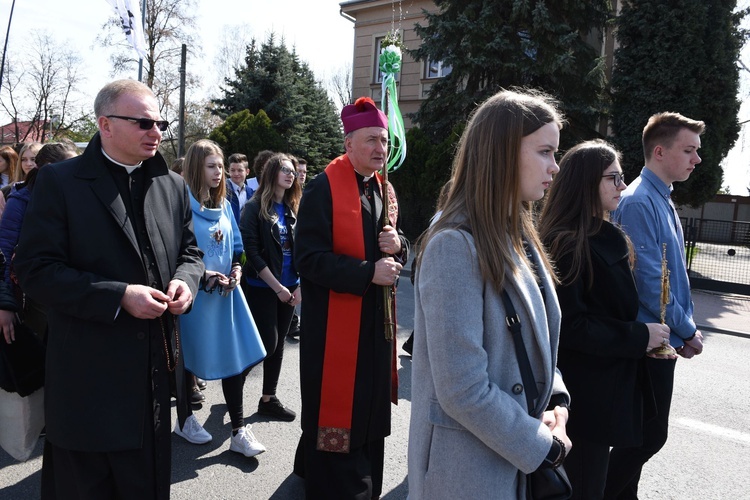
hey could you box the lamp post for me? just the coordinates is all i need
[0,0,17,90]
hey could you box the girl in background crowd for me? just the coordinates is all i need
[239,152,301,422]
[15,142,41,183]
[0,141,80,342]
[408,89,571,499]
[1,142,42,213]
[0,146,18,189]
[175,139,267,458]
[0,146,19,217]
[539,140,671,499]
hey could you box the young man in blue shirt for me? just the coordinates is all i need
[607,112,706,498]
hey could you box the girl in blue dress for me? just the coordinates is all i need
[174,139,267,458]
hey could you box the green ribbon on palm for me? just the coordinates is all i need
[379,44,407,172]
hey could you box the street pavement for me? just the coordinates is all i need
[1,280,749,499]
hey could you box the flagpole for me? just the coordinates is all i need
[137,0,145,82]
[0,0,16,90]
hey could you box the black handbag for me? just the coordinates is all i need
[0,318,45,397]
[501,290,572,500]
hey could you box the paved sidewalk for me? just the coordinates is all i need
[1,284,747,499]
[692,289,750,337]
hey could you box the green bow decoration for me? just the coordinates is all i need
[379,44,407,171]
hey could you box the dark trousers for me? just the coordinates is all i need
[222,368,251,430]
[179,366,251,431]
[565,435,610,500]
[41,351,172,500]
[604,357,677,499]
[294,431,385,499]
[243,282,296,396]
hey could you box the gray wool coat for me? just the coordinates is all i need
[408,228,569,500]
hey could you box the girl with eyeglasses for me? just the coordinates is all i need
[239,153,302,423]
[174,139,267,458]
[539,139,673,499]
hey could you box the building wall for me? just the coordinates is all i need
[341,0,438,129]
[677,194,750,223]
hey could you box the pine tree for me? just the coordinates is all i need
[412,0,612,145]
[212,34,342,170]
[208,109,286,165]
[610,0,748,206]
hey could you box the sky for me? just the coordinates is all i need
[1,0,748,195]
[0,0,355,113]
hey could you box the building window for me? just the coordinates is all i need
[374,36,385,83]
[425,59,452,79]
[373,36,402,84]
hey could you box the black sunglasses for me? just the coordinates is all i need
[602,172,625,187]
[106,115,170,132]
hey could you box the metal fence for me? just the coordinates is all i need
[682,218,750,295]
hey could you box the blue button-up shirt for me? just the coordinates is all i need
[612,167,696,346]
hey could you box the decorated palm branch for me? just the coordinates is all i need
[377,30,407,341]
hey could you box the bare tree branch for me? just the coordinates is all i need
[325,63,353,112]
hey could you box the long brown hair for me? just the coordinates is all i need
[539,140,623,287]
[254,153,302,221]
[0,146,18,184]
[416,89,563,292]
[182,139,227,208]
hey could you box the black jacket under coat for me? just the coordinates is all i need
[550,220,656,447]
[239,195,297,282]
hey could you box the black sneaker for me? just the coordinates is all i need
[258,396,296,422]
[402,331,414,356]
[287,314,300,338]
[191,388,206,406]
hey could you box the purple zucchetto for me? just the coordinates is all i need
[341,97,388,135]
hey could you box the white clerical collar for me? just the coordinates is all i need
[352,164,373,181]
[102,148,143,174]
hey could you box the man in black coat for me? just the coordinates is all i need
[294,97,408,499]
[14,79,204,500]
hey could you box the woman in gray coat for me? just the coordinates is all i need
[408,89,572,499]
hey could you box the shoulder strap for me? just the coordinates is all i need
[501,290,540,415]
[457,222,541,415]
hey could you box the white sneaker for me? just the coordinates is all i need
[229,424,266,457]
[174,414,212,444]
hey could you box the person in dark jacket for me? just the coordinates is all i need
[239,152,301,422]
[0,249,19,346]
[539,140,674,499]
[14,80,204,500]
[0,248,39,397]
[0,142,80,284]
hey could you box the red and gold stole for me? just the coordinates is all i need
[316,155,365,453]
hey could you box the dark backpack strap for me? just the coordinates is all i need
[501,289,540,415]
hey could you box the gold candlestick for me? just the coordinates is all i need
[649,243,677,356]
